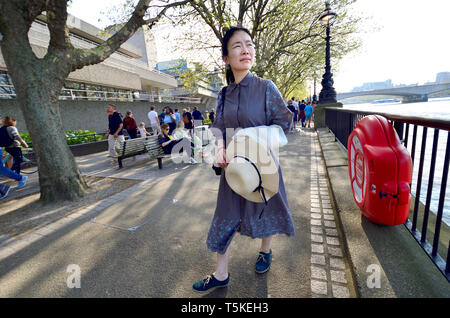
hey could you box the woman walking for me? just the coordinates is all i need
[123,111,138,139]
[192,27,294,293]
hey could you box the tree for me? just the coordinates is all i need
[164,0,362,97]
[0,0,191,202]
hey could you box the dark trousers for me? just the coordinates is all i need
[5,147,23,174]
[127,129,138,139]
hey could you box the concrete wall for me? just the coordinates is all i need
[0,99,214,133]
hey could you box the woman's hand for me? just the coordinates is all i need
[216,145,228,168]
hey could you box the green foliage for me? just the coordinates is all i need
[19,132,32,144]
[65,130,105,145]
[20,130,105,147]
[165,0,366,98]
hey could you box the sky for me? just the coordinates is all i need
[67,0,450,93]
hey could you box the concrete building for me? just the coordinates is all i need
[0,14,209,132]
[156,59,223,110]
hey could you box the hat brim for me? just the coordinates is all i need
[225,135,279,203]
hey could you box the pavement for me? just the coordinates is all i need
[0,125,448,297]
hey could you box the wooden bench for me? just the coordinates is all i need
[116,136,169,169]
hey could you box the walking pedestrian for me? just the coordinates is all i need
[299,100,306,127]
[305,102,313,128]
[192,106,204,128]
[192,26,295,293]
[287,100,296,132]
[1,116,28,174]
[148,106,161,136]
[123,110,138,139]
[174,109,181,128]
[209,109,215,124]
[0,116,28,199]
[105,104,124,157]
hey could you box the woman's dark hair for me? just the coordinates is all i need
[222,26,253,85]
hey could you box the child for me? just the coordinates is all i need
[138,122,151,137]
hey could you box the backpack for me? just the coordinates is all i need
[0,126,14,147]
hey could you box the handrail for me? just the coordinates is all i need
[325,107,450,131]
[0,84,203,103]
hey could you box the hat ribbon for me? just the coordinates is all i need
[233,155,268,219]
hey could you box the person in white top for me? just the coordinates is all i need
[138,122,151,137]
[147,106,161,135]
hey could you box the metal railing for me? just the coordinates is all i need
[0,84,203,104]
[325,107,450,282]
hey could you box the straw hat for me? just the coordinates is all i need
[225,133,279,203]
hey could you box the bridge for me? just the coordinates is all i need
[337,82,450,103]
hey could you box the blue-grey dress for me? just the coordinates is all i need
[207,72,295,254]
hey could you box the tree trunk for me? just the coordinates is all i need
[16,72,87,202]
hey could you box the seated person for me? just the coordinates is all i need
[158,124,197,164]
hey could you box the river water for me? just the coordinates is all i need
[342,97,450,226]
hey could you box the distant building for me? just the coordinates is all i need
[156,59,224,108]
[436,72,450,84]
[351,79,393,92]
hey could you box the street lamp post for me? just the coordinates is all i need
[318,2,337,104]
[313,72,318,103]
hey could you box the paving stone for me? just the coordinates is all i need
[311,207,321,213]
[311,280,328,295]
[326,236,340,246]
[311,234,324,243]
[332,285,350,298]
[325,228,338,236]
[311,266,327,280]
[328,247,343,257]
[311,244,324,254]
[330,270,347,284]
[324,220,336,228]
[311,254,326,265]
[311,227,323,234]
[323,214,335,220]
[330,257,346,269]
[322,208,333,214]
[311,219,322,226]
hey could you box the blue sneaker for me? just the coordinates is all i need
[192,274,229,293]
[255,250,272,274]
[0,184,11,200]
[17,176,28,189]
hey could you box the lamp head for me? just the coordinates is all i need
[320,2,337,23]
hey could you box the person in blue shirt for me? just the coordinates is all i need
[304,102,314,128]
[163,107,177,135]
[174,109,181,128]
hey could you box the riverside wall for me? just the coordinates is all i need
[0,99,213,133]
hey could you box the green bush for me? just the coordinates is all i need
[19,129,104,147]
[65,129,104,145]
